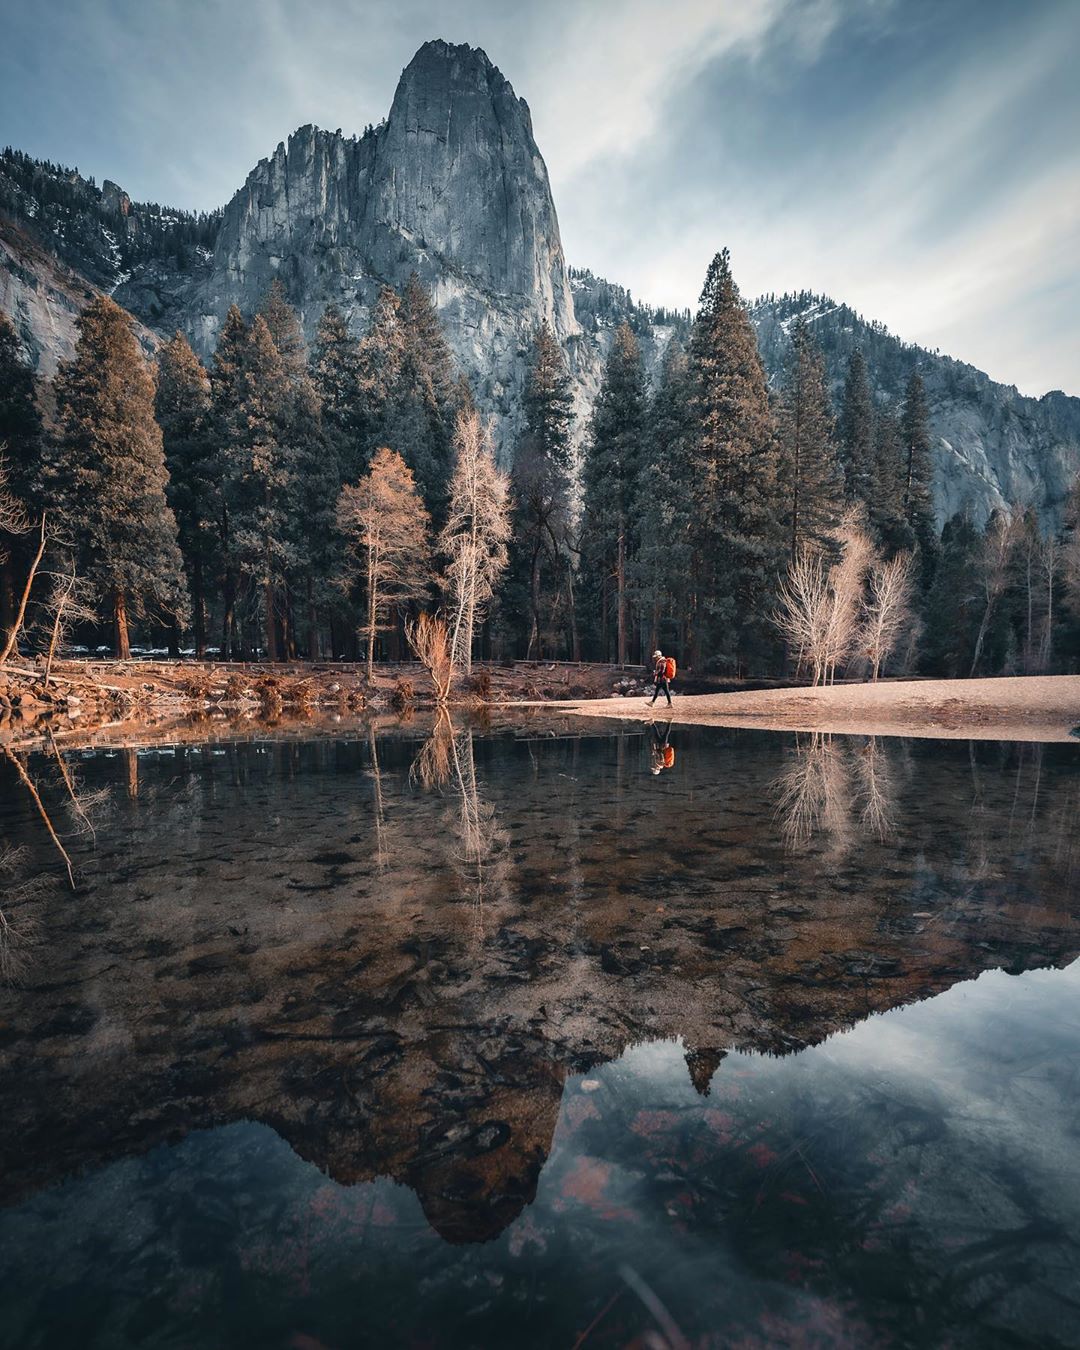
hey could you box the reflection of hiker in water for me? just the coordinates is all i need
[647,649,676,707]
[650,721,676,775]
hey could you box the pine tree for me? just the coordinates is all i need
[0,312,44,643]
[839,350,874,504]
[1060,475,1080,663]
[312,303,364,483]
[308,303,367,653]
[900,372,938,582]
[358,286,406,454]
[389,274,459,516]
[156,333,214,654]
[869,407,909,554]
[509,323,575,658]
[213,313,296,660]
[257,284,325,657]
[337,447,432,681]
[778,318,842,562]
[687,248,784,671]
[259,278,307,374]
[51,296,188,657]
[921,512,980,676]
[632,341,695,658]
[207,305,249,654]
[581,323,647,662]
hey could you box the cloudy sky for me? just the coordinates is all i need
[3,0,1078,395]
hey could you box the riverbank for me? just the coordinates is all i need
[0,659,635,749]
[2,662,1078,749]
[553,675,1080,743]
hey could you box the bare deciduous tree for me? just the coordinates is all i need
[39,565,98,685]
[860,551,915,681]
[774,512,875,685]
[439,411,512,673]
[337,447,432,682]
[822,515,874,684]
[970,512,1018,677]
[774,550,829,684]
[406,611,453,704]
[0,459,46,667]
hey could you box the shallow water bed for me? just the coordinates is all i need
[0,724,1078,1348]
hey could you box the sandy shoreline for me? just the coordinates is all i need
[517,675,1080,743]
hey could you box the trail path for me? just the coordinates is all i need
[510,675,1080,742]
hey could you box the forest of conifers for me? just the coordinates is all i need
[1,247,1078,678]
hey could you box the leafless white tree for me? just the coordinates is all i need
[822,515,874,684]
[439,411,512,674]
[860,551,915,681]
[970,511,1019,677]
[774,550,830,684]
[774,512,875,685]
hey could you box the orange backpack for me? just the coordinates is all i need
[664,656,676,681]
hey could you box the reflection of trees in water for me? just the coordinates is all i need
[411,713,511,934]
[367,724,391,873]
[854,736,896,840]
[773,733,854,853]
[0,736,112,978]
[0,846,47,980]
[773,733,898,852]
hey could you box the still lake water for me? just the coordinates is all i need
[0,720,1079,1349]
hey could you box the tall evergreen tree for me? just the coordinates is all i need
[632,341,695,657]
[51,296,187,657]
[259,278,307,374]
[156,332,214,655]
[869,407,909,554]
[384,275,458,515]
[509,323,575,658]
[256,284,325,656]
[900,371,938,580]
[687,248,784,671]
[921,511,980,676]
[358,286,406,455]
[580,322,647,662]
[778,318,842,562]
[839,350,874,504]
[213,313,296,659]
[1060,475,1080,664]
[0,312,44,642]
[208,305,250,653]
[312,303,364,483]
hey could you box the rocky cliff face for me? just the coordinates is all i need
[114,40,583,454]
[1,42,1077,513]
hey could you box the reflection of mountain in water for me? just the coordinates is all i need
[0,727,1077,1243]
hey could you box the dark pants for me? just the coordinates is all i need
[650,677,672,706]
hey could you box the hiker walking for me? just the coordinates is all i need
[648,648,675,707]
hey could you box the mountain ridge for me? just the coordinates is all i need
[1,39,1077,521]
